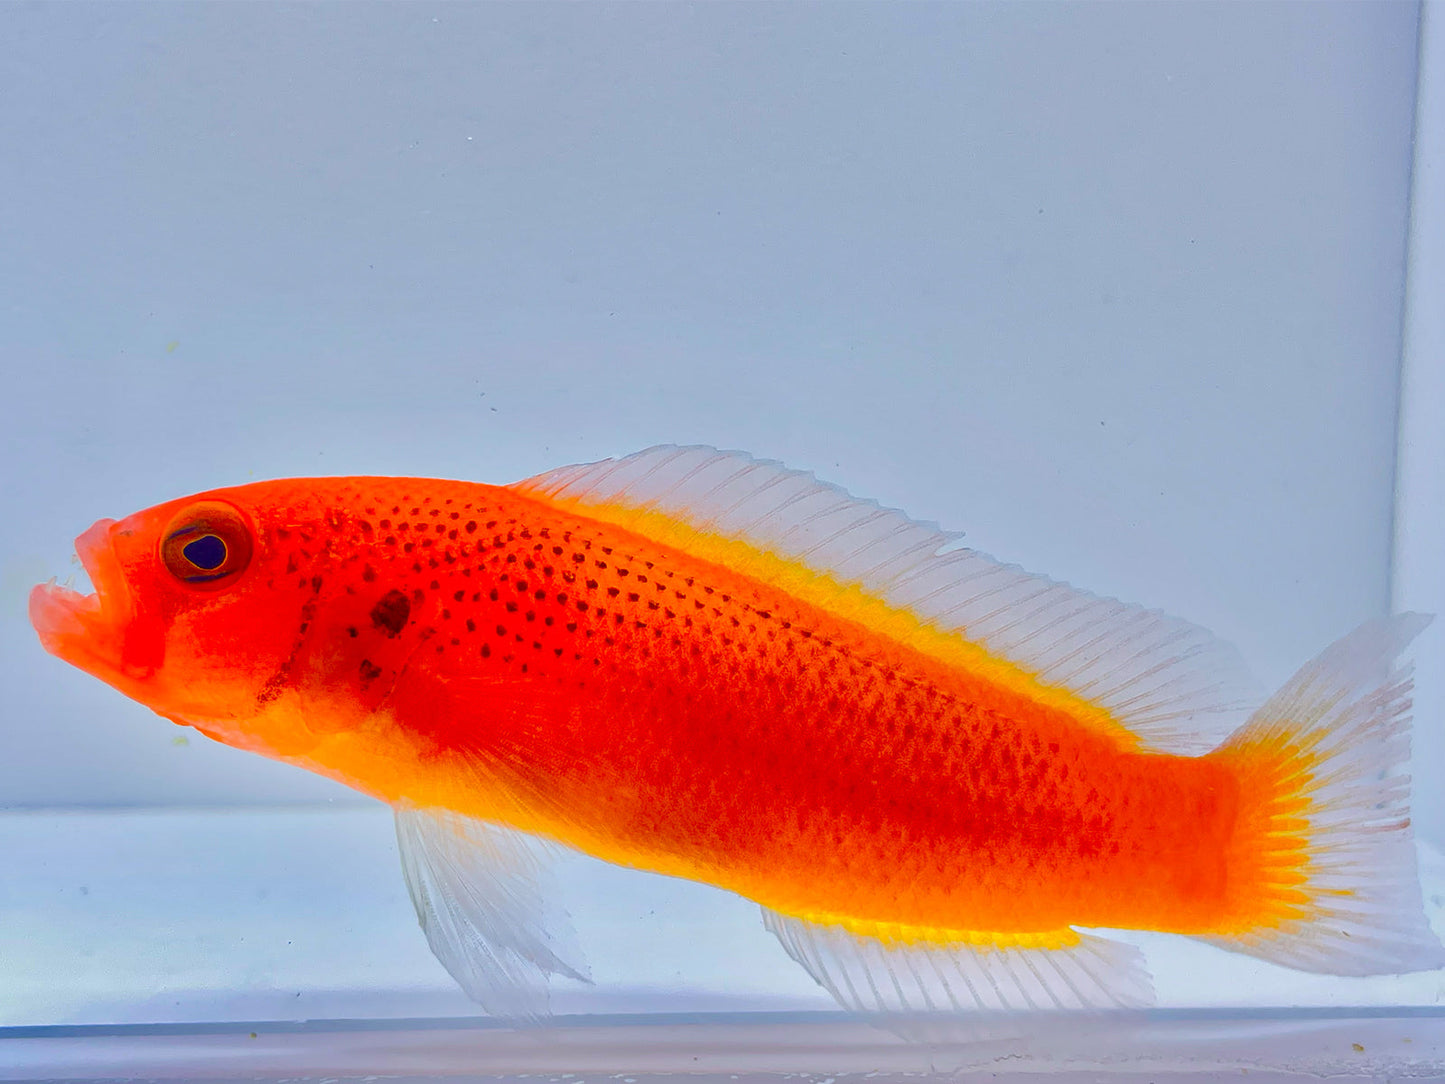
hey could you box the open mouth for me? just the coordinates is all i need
[29,518,130,678]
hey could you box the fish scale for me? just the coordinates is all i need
[243,479,1239,942]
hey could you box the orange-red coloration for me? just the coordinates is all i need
[30,474,1307,949]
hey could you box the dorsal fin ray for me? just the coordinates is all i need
[517,445,1261,753]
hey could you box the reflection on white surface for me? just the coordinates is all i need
[5,1012,1445,1082]
[1,807,1441,1029]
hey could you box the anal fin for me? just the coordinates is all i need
[763,908,1153,1021]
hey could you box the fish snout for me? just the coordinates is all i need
[29,518,133,677]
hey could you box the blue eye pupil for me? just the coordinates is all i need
[183,534,227,571]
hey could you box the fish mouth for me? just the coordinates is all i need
[29,518,133,681]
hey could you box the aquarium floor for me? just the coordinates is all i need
[3,1010,1445,1081]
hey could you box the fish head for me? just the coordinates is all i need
[29,483,340,757]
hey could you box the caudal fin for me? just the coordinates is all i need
[1200,614,1444,975]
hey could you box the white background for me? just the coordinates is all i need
[1,0,1441,1032]
[0,5,1431,823]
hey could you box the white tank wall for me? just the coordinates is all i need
[0,4,1425,837]
[1396,0,1445,851]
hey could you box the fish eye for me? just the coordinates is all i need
[160,502,253,589]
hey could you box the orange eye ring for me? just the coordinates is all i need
[160,501,254,590]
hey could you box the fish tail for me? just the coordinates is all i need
[1199,613,1444,975]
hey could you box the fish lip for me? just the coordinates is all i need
[29,518,133,676]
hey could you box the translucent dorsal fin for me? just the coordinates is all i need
[394,804,590,1020]
[762,908,1153,1018]
[517,445,1261,753]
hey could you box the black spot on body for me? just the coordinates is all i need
[369,590,411,637]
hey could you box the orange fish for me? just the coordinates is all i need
[29,446,1444,1018]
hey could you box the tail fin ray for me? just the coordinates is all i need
[1201,614,1444,975]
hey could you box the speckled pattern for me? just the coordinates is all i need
[72,474,1251,946]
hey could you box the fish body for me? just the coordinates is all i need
[29,446,1445,1017]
